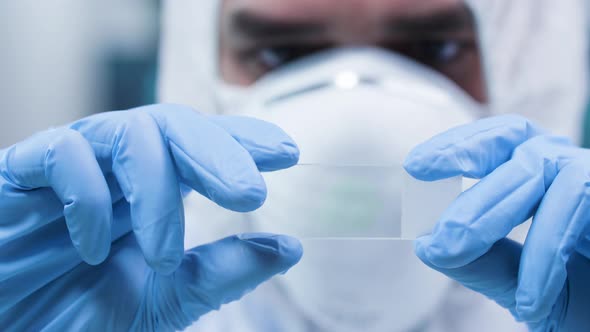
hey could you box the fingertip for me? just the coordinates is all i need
[515,295,552,323]
[414,236,432,264]
[415,233,446,264]
[141,234,184,275]
[147,254,183,276]
[514,270,564,323]
[141,240,184,275]
[217,173,268,212]
[269,139,300,171]
[403,152,420,175]
[403,150,430,181]
[67,211,111,266]
[413,231,472,269]
[63,194,113,266]
[69,225,112,265]
[247,130,300,172]
[237,233,303,271]
[413,235,452,271]
[208,115,301,172]
[404,146,449,181]
[276,235,303,271]
[79,243,111,266]
[133,207,185,275]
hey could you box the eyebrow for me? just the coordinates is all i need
[229,10,327,42]
[385,4,476,38]
[228,3,476,44]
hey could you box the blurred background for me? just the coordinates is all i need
[0,0,160,147]
[0,1,589,148]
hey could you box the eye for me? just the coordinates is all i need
[243,44,330,73]
[417,40,472,64]
[256,47,297,70]
[387,39,475,67]
[420,40,462,63]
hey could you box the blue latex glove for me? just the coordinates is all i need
[0,104,302,331]
[405,114,590,331]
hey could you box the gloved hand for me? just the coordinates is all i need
[0,104,302,331]
[404,115,590,331]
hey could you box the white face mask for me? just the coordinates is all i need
[236,48,484,331]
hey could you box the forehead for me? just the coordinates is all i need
[222,0,465,21]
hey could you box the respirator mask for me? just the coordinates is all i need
[219,47,484,331]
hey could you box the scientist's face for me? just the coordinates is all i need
[219,0,486,102]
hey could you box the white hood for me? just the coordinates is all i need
[157,0,589,141]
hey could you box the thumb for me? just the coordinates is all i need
[415,237,522,315]
[147,233,302,331]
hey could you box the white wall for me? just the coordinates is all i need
[0,0,158,147]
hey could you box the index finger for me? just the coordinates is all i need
[207,115,299,172]
[144,105,287,212]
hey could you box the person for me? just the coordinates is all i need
[0,1,588,331]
